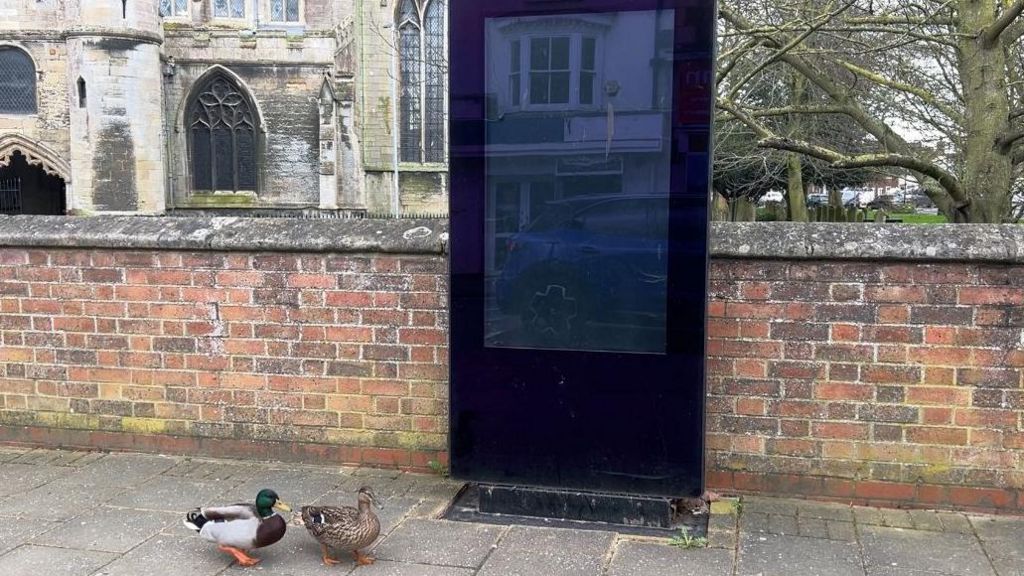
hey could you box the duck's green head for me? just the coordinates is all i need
[255,489,291,517]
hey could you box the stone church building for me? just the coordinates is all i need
[0,0,447,216]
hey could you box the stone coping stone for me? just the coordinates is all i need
[0,216,1020,262]
[712,222,1022,262]
[0,215,448,255]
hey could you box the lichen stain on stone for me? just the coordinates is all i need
[403,226,432,240]
[92,120,138,211]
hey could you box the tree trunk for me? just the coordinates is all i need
[787,153,808,222]
[786,68,808,222]
[956,3,1015,222]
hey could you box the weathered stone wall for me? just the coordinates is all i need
[68,37,165,213]
[0,35,71,173]
[162,32,337,210]
[357,1,448,215]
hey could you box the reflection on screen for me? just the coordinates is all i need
[484,10,674,354]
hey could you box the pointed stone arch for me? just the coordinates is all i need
[0,134,70,182]
[181,65,264,194]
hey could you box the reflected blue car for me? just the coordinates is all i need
[495,195,668,338]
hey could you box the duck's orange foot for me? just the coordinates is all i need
[353,550,376,566]
[218,545,261,567]
[321,543,341,566]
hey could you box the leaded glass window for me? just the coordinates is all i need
[0,47,36,115]
[159,0,188,17]
[214,0,246,18]
[398,0,447,163]
[187,74,258,193]
[270,0,300,22]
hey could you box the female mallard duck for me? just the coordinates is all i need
[300,485,382,566]
[183,488,291,567]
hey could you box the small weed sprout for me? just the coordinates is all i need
[670,526,708,549]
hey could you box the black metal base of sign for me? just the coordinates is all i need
[443,484,707,538]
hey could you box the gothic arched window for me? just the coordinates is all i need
[398,0,446,163]
[0,47,37,115]
[187,73,259,193]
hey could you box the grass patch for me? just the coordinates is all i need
[870,212,947,224]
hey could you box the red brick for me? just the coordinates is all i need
[855,481,916,501]
[906,426,968,446]
[815,383,873,401]
[947,486,1015,509]
[812,422,869,440]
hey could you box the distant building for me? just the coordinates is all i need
[0,0,448,216]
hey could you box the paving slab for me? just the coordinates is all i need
[608,540,733,576]
[860,526,995,576]
[0,544,116,576]
[65,453,177,488]
[795,500,855,522]
[971,516,1024,576]
[854,507,914,528]
[477,525,615,576]
[220,468,348,507]
[737,532,865,576]
[91,535,234,576]
[908,510,945,532]
[0,462,72,497]
[162,459,256,482]
[0,520,62,555]
[744,497,799,516]
[0,476,127,520]
[31,506,178,553]
[769,513,799,535]
[374,518,505,568]
[936,512,975,534]
[114,476,229,512]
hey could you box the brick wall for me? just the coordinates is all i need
[0,218,449,470]
[2,218,1023,512]
[706,259,1024,512]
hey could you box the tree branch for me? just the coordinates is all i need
[982,0,1024,47]
[760,137,967,201]
[725,0,858,101]
[997,128,1024,152]
[837,61,964,124]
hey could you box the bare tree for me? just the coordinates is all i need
[717,0,1024,222]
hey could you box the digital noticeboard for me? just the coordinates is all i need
[449,0,714,499]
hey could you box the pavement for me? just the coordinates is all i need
[0,446,1020,576]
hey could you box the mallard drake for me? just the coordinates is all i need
[300,485,382,566]
[183,488,291,567]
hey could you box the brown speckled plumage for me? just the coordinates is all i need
[300,486,381,564]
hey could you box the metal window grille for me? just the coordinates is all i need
[0,47,37,115]
[0,178,21,214]
[398,0,447,164]
[188,76,258,193]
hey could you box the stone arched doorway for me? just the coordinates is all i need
[0,150,66,214]
[0,135,69,215]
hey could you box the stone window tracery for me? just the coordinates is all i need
[187,74,259,193]
[398,0,446,163]
[0,47,37,115]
